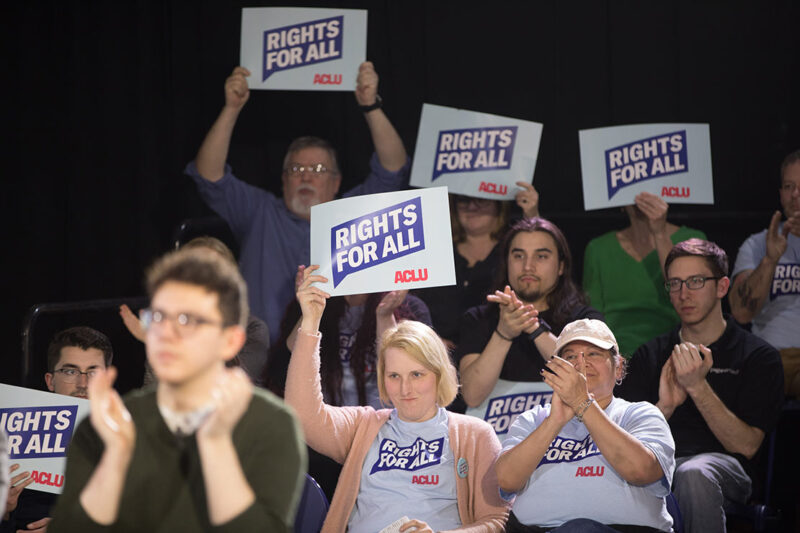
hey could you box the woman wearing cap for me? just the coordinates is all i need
[495,319,675,532]
[285,266,509,533]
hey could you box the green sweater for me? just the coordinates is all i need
[583,226,706,357]
[48,387,306,533]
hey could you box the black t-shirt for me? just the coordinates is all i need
[416,243,502,343]
[615,318,784,468]
[454,303,604,382]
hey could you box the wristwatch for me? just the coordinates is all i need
[359,94,383,113]
[528,318,551,342]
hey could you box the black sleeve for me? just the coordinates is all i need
[733,343,785,434]
[615,340,663,404]
[453,306,494,367]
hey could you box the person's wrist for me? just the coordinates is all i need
[358,94,383,113]
[685,379,710,398]
[495,328,514,342]
[574,396,595,423]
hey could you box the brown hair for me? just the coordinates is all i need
[146,248,248,328]
[47,327,113,372]
[664,238,729,279]
[449,195,510,244]
[495,217,586,329]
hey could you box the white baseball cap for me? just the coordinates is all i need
[554,319,619,355]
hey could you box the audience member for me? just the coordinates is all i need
[418,184,539,350]
[48,249,306,532]
[583,191,706,357]
[2,326,112,533]
[186,61,409,346]
[120,236,270,384]
[285,266,509,532]
[496,319,675,532]
[266,284,431,500]
[456,217,603,409]
[616,239,784,533]
[730,149,800,396]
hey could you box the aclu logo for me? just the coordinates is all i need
[313,73,342,85]
[478,182,507,195]
[394,268,428,283]
[605,130,688,199]
[31,470,65,488]
[575,466,605,478]
[412,474,439,485]
[661,186,690,198]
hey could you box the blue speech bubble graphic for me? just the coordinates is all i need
[331,197,426,288]
[431,126,517,180]
[605,130,688,199]
[1,405,78,459]
[370,437,445,474]
[262,15,344,81]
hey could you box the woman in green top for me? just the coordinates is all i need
[583,191,706,357]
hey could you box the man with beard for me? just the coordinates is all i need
[616,239,784,533]
[186,62,409,345]
[455,218,603,414]
[730,149,800,397]
[2,327,112,533]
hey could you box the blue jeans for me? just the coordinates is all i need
[673,453,752,533]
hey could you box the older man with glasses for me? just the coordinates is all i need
[616,239,784,533]
[185,61,409,346]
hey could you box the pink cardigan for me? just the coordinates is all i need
[285,330,509,533]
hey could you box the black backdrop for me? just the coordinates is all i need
[3,0,799,386]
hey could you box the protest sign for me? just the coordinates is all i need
[579,123,714,210]
[0,384,89,494]
[410,104,543,200]
[310,187,455,297]
[465,380,553,435]
[240,7,367,91]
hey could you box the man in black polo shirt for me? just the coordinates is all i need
[616,239,783,533]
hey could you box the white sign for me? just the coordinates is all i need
[579,123,714,210]
[240,7,367,91]
[410,104,543,200]
[466,380,553,435]
[0,384,90,494]
[310,187,456,297]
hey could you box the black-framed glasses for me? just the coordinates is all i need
[284,163,330,175]
[140,308,224,338]
[54,368,98,383]
[664,275,721,293]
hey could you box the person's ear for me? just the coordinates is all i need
[45,373,55,392]
[221,325,247,362]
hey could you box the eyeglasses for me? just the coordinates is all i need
[454,196,494,208]
[560,350,608,364]
[664,275,721,292]
[140,308,224,338]
[54,368,98,383]
[781,182,799,193]
[284,163,330,175]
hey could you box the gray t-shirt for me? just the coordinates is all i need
[732,224,800,349]
[502,397,675,530]
[348,408,460,533]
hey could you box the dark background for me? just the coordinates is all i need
[3,0,799,386]
[2,2,799,529]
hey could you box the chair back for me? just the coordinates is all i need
[294,473,329,533]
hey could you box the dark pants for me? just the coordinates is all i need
[506,512,666,533]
